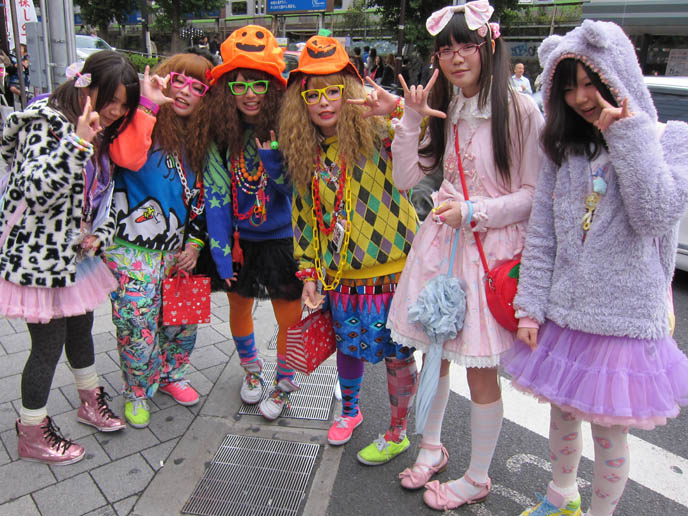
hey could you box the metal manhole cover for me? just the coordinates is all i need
[182,434,319,516]
[238,362,337,420]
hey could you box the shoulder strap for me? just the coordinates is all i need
[453,124,490,277]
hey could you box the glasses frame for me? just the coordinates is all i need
[227,80,270,96]
[169,72,209,97]
[434,41,487,61]
[301,84,345,105]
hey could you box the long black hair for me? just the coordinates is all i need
[49,50,139,158]
[542,58,617,167]
[421,13,522,185]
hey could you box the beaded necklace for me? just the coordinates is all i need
[311,160,352,291]
[230,150,268,227]
[312,154,347,236]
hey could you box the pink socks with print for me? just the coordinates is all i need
[548,405,630,516]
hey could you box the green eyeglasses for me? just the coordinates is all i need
[227,80,269,96]
[301,84,344,105]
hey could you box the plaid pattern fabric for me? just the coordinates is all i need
[292,137,418,276]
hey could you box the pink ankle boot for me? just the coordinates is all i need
[16,416,85,465]
[77,386,126,432]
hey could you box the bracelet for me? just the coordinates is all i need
[67,132,93,152]
[186,238,204,250]
[138,96,159,115]
[295,268,317,281]
[391,97,403,119]
[465,200,473,226]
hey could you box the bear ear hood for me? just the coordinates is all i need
[539,20,656,123]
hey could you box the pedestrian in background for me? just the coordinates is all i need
[506,20,688,516]
[511,62,532,95]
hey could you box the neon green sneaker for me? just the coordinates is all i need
[356,434,410,466]
[124,398,150,428]
[520,494,581,516]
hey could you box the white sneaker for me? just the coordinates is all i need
[258,378,300,421]
[240,359,264,405]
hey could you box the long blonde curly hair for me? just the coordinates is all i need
[279,72,386,190]
[151,53,213,174]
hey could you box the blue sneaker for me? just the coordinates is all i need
[520,494,581,516]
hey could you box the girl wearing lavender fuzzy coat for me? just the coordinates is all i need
[505,20,688,516]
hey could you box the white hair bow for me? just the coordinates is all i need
[426,0,495,37]
[65,61,91,88]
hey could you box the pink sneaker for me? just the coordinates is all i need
[159,380,199,406]
[327,411,363,445]
[77,386,125,432]
[16,417,85,465]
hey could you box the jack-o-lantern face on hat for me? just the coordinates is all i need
[210,25,286,87]
[306,38,337,59]
[236,27,267,53]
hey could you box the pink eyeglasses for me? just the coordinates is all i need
[169,72,209,97]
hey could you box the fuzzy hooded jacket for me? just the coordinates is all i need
[514,20,688,340]
[0,98,116,288]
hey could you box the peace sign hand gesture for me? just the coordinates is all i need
[347,76,398,119]
[398,68,446,120]
[594,92,632,132]
[75,96,101,143]
[141,65,173,106]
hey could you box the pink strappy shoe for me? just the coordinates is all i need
[398,442,449,490]
[423,474,491,511]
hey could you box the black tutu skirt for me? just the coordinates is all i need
[195,237,301,301]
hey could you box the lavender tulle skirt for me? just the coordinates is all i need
[504,320,688,429]
[0,256,117,324]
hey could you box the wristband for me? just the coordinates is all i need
[67,132,93,152]
[138,96,159,116]
[465,200,473,226]
[391,96,403,119]
[295,268,317,281]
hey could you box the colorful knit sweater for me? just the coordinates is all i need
[204,128,292,280]
[292,135,418,280]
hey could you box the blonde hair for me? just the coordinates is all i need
[279,72,386,190]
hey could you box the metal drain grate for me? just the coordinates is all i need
[266,325,278,350]
[238,362,337,420]
[182,434,319,516]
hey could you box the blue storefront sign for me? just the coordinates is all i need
[267,0,329,14]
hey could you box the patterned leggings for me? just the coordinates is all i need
[111,271,197,400]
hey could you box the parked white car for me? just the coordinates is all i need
[75,35,115,61]
[644,76,688,271]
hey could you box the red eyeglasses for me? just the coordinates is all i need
[169,72,209,97]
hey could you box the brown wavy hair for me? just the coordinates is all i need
[205,68,285,156]
[151,53,213,174]
[279,72,386,190]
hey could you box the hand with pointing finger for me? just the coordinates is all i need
[347,76,398,119]
[76,96,102,143]
[398,68,446,120]
[256,130,278,150]
[594,91,631,132]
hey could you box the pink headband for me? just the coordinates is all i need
[426,0,499,39]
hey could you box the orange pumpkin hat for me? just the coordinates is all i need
[210,25,286,87]
[288,34,363,85]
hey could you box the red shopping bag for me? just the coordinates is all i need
[285,309,337,375]
[162,269,211,326]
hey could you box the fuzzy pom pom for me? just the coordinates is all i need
[538,35,563,65]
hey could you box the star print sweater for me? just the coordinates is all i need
[203,130,293,280]
[292,135,419,279]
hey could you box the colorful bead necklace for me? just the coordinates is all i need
[312,154,347,236]
[230,151,268,227]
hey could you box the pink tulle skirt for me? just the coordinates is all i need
[0,257,117,324]
[504,320,688,429]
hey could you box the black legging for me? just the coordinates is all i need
[22,312,95,409]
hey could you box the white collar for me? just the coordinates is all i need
[449,88,492,126]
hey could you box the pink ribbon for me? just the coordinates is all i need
[65,61,92,88]
[426,0,495,37]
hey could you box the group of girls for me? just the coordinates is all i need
[1,2,687,515]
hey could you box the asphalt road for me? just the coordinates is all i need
[325,269,688,516]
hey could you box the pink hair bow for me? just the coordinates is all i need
[65,61,92,88]
[426,0,495,37]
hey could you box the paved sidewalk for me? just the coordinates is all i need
[0,292,336,516]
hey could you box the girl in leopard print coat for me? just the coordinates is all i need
[0,51,141,465]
